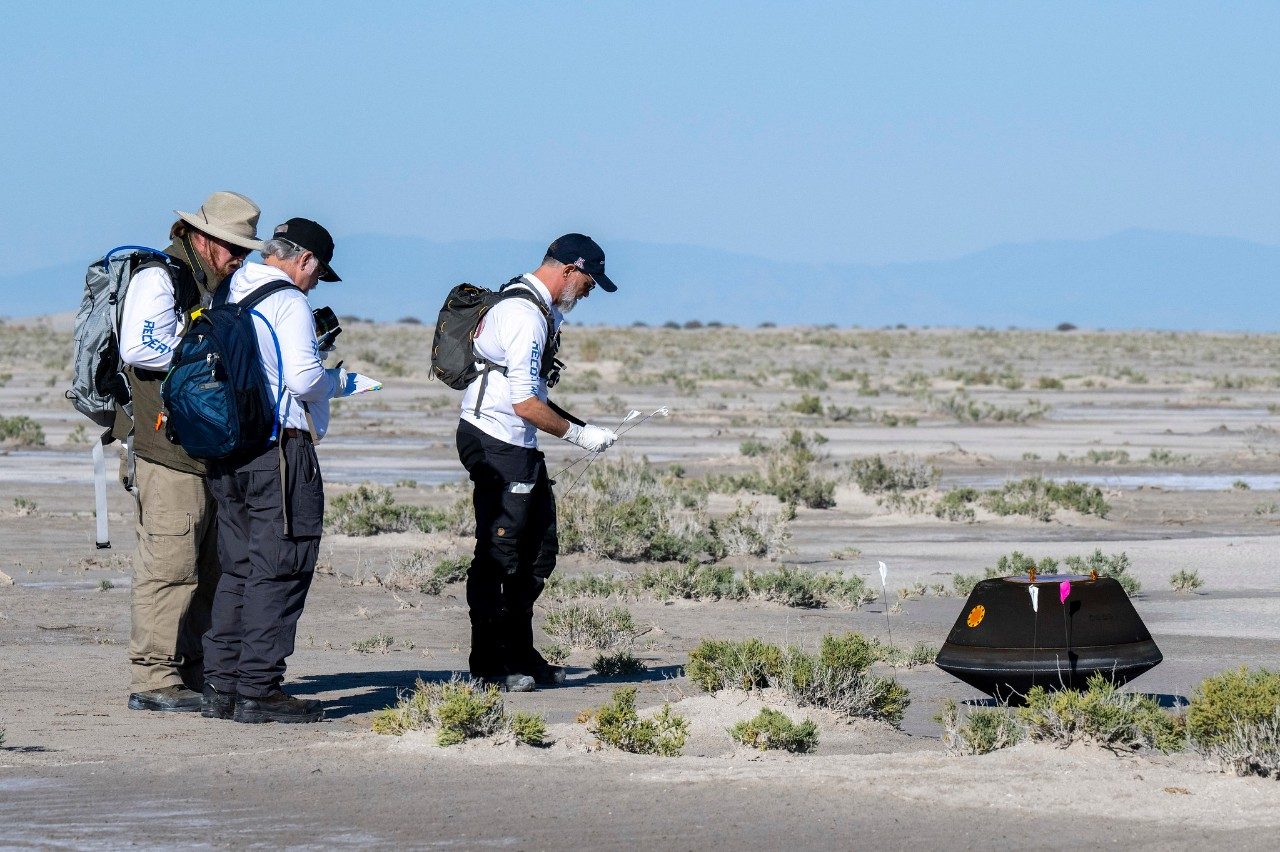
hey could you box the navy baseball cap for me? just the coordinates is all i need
[273,218,341,282]
[546,233,616,292]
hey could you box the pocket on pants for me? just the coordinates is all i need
[138,509,197,582]
[143,508,193,536]
[285,441,324,539]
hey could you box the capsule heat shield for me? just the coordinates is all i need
[934,575,1162,702]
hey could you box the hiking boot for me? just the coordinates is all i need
[129,685,203,712]
[527,664,567,686]
[201,684,237,720]
[232,691,324,724]
[470,673,536,693]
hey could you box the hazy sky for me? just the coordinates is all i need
[2,1,1278,277]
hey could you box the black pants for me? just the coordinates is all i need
[202,434,322,698]
[456,420,557,676]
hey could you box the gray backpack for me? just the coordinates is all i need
[66,245,183,547]
[66,246,182,430]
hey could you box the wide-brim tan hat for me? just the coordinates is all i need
[175,191,264,250]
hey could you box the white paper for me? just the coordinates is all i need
[338,372,382,397]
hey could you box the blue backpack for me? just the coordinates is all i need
[161,280,297,460]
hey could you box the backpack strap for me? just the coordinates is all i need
[237,280,299,311]
[471,280,555,417]
[134,252,198,317]
[235,280,302,443]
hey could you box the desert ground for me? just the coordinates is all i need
[3,316,1280,849]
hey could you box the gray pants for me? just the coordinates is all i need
[202,434,323,698]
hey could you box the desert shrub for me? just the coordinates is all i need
[714,501,793,557]
[1017,674,1182,752]
[1146,448,1187,465]
[938,699,1023,755]
[371,677,538,747]
[350,634,394,654]
[592,650,646,677]
[729,708,819,753]
[324,484,462,536]
[540,643,569,665]
[1085,449,1130,465]
[1186,667,1280,751]
[417,556,470,595]
[547,563,870,609]
[981,477,1109,521]
[541,604,638,651]
[784,655,910,726]
[739,437,770,457]
[848,455,939,494]
[687,638,786,692]
[933,488,978,522]
[816,631,880,673]
[545,573,632,600]
[953,551,1057,594]
[384,551,470,595]
[12,497,38,516]
[791,394,824,415]
[582,687,688,756]
[0,415,45,447]
[1204,708,1280,778]
[742,565,828,608]
[789,368,828,390]
[1036,376,1065,390]
[560,491,715,562]
[686,634,910,726]
[1170,569,1204,593]
[996,551,1059,578]
[559,457,750,562]
[879,642,938,668]
[637,563,748,601]
[931,393,1049,423]
[706,430,837,509]
[1063,550,1140,595]
[508,711,549,746]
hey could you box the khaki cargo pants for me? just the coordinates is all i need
[129,457,220,691]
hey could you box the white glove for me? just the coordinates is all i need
[563,422,619,453]
[326,366,355,397]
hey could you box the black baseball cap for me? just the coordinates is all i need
[546,233,616,292]
[273,218,341,282]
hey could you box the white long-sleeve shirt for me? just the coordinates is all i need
[459,274,563,448]
[118,266,187,371]
[225,262,340,440]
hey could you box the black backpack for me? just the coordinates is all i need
[430,279,561,410]
[160,280,297,460]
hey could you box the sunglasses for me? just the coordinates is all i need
[212,236,253,259]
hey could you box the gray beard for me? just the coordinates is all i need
[557,291,578,314]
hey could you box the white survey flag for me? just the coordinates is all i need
[1029,585,1040,613]
[878,561,888,586]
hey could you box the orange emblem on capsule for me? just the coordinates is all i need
[966,605,986,628]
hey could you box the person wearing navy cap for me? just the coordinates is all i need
[456,233,620,691]
[200,218,348,723]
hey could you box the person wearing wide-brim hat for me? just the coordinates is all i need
[112,190,265,713]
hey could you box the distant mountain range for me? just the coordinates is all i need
[6,229,1279,330]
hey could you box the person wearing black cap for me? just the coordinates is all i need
[200,218,347,723]
[456,233,620,691]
